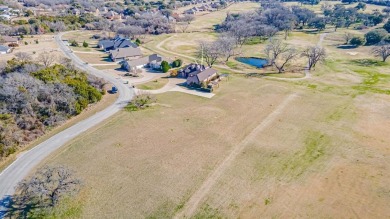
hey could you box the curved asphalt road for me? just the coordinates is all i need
[0,32,134,214]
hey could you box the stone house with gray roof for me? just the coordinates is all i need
[186,67,218,86]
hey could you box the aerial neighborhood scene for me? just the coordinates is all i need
[1,0,390,217]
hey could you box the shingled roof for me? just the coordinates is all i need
[110,47,142,59]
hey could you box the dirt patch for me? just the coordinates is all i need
[347,52,358,56]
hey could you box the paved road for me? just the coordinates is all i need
[0,32,134,214]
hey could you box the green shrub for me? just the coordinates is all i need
[384,20,390,33]
[365,29,387,45]
[135,38,141,45]
[349,36,365,46]
[70,40,79,47]
[82,41,88,47]
[172,59,182,68]
[125,93,156,111]
[161,60,171,73]
[31,64,102,114]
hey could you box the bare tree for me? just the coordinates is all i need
[117,25,145,39]
[177,14,195,33]
[178,23,190,33]
[302,46,327,70]
[17,166,81,206]
[2,166,81,217]
[37,52,57,67]
[228,21,256,47]
[15,52,32,62]
[372,43,390,62]
[216,35,241,62]
[0,61,6,72]
[59,57,74,69]
[265,38,299,73]
[343,32,353,44]
[197,41,221,67]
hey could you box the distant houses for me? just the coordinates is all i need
[0,36,19,45]
[184,8,198,14]
[183,2,225,14]
[0,5,9,12]
[98,36,138,52]
[109,47,142,62]
[121,54,170,72]
[0,5,19,20]
[104,11,123,20]
[0,36,18,54]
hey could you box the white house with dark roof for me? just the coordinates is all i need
[121,54,171,72]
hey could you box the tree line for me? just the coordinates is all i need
[0,56,105,160]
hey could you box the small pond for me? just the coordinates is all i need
[236,57,268,68]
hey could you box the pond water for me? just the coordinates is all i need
[236,57,268,68]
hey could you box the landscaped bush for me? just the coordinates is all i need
[170,69,178,77]
[135,38,141,46]
[161,60,171,73]
[69,40,79,47]
[172,59,182,68]
[8,43,19,47]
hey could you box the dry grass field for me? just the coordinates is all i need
[174,2,260,32]
[21,1,390,218]
[137,77,169,90]
[0,34,62,62]
[75,53,111,64]
[40,71,390,218]
[283,1,386,14]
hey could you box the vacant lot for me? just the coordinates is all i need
[39,67,390,218]
[0,34,62,62]
[75,53,111,64]
[25,1,390,218]
[283,1,386,14]
[175,2,260,32]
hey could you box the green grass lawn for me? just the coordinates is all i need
[137,78,169,90]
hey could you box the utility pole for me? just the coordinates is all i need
[201,45,204,66]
